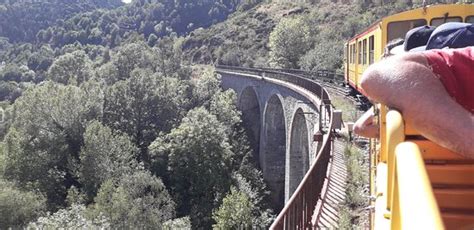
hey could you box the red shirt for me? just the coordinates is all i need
[423,47,474,113]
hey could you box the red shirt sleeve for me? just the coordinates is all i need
[423,47,474,114]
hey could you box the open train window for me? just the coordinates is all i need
[387,19,426,43]
[358,41,362,65]
[363,39,367,65]
[466,16,474,23]
[369,36,374,64]
[430,16,462,27]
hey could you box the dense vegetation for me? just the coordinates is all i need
[0,0,275,229]
[0,0,467,228]
[185,0,464,70]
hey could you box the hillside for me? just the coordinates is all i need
[181,0,454,70]
[0,0,124,43]
[182,3,298,66]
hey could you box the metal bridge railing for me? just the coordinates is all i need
[216,65,335,229]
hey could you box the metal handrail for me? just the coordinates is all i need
[215,65,335,229]
[216,65,345,87]
[382,110,444,229]
[385,110,405,211]
[391,142,444,230]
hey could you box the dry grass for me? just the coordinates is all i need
[338,143,369,229]
[330,95,361,122]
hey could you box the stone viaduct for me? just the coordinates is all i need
[217,69,329,212]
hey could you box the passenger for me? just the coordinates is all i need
[356,23,474,158]
[353,38,405,138]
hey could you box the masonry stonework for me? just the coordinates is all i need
[219,72,322,212]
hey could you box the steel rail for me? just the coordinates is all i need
[216,65,335,229]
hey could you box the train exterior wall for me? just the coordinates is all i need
[345,4,474,97]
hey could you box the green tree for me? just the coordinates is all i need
[0,179,46,228]
[191,67,221,107]
[95,62,120,85]
[212,187,253,229]
[47,50,93,85]
[28,204,110,229]
[79,121,139,200]
[93,171,175,229]
[209,89,241,134]
[147,33,158,47]
[269,16,312,68]
[111,42,156,81]
[3,81,103,209]
[27,45,54,72]
[163,216,192,229]
[154,36,191,79]
[104,68,189,159]
[149,107,233,228]
[299,40,343,71]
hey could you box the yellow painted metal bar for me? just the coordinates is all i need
[379,105,388,163]
[385,110,405,211]
[391,142,444,230]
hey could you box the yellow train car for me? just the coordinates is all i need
[344,4,474,96]
[343,4,474,230]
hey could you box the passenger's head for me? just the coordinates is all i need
[404,25,435,51]
[410,22,474,51]
[382,38,404,58]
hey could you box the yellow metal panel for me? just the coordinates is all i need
[441,213,474,230]
[426,164,474,186]
[404,123,418,135]
[434,188,474,210]
[411,140,465,160]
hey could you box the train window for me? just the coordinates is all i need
[369,36,374,64]
[358,41,362,64]
[387,19,426,43]
[430,16,462,27]
[466,16,474,24]
[345,45,348,64]
[350,44,353,64]
[349,44,353,64]
[363,39,367,65]
[348,44,351,64]
[351,44,355,64]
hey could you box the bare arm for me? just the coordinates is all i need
[353,107,379,138]
[361,53,474,158]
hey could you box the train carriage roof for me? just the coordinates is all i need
[348,4,474,43]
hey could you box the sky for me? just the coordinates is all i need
[122,0,132,3]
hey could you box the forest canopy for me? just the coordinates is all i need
[0,0,463,228]
[0,0,275,229]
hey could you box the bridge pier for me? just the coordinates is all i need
[239,87,261,168]
[261,95,287,211]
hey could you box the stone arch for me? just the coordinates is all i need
[262,94,286,212]
[239,86,261,168]
[288,108,309,197]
